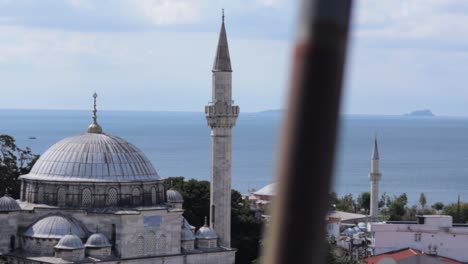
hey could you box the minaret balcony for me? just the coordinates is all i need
[205,104,240,117]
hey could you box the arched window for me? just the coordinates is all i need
[107,188,118,206]
[82,188,92,207]
[57,188,66,206]
[156,184,164,203]
[145,231,157,254]
[135,236,144,256]
[132,188,141,206]
[37,187,44,204]
[151,187,157,205]
[156,234,167,252]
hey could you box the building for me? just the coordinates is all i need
[369,215,468,262]
[0,15,237,264]
[364,248,461,264]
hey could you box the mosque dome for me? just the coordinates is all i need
[20,133,159,183]
[23,215,88,239]
[195,219,218,240]
[167,189,184,203]
[0,194,21,211]
[55,233,84,250]
[85,233,112,248]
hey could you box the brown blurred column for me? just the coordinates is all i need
[262,1,353,264]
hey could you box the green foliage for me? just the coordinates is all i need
[166,177,263,264]
[0,135,39,198]
[387,193,408,221]
[336,194,356,212]
[357,192,370,213]
[379,192,391,208]
[443,202,468,223]
[419,193,427,209]
[325,241,360,264]
[432,202,444,211]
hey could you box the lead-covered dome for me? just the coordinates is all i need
[20,133,159,182]
[167,189,184,203]
[24,215,88,239]
[85,233,111,248]
[0,194,21,211]
[55,233,84,250]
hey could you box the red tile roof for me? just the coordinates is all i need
[364,248,462,264]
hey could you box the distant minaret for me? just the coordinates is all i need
[205,10,239,248]
[369,137,382,222]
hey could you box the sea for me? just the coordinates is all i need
[1,109,468,206]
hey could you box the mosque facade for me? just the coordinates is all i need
[0,17,237,264]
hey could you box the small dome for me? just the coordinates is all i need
[195,219,218,240]
[0,194,21,211]
[24,215,88,239]
[85,233,111,248]
[181,218,195,241]
[167,189,184,203]
[55,233,84,250]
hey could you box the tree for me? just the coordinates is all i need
[419,193,427,209]
[379,192,391,208]
[0,135,39,198]
[432,202,444,211]
[166,177,263,264]
[387,193,408,221]
[357,192,370,213]
[337,194,355,212]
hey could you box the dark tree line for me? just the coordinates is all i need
[0,135,39,198]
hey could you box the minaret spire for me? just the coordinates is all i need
[372,135,379,160]
[369,135,382,222]
[212,9,232,72]
[87,92,103,134]
[205,13,239,248]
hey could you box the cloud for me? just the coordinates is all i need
[125,0,201,25]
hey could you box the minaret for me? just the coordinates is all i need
[205,10,239,248]
[369,136,382,222]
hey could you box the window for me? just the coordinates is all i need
[135,236,144,256]
[145,231,157,254]
[132,188,141,206]
[151,187,157,205]
[82,188,92,207]
[156,184,164,203]
[107,188,118,206]
[37,187,44,204]
[57,188,66,206]
[415,233,422,242]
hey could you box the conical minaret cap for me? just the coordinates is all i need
[372,136,379,160]
[212,9,232,72]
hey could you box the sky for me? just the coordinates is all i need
[0,0,467,115]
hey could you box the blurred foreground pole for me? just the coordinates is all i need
[262,1,352,264]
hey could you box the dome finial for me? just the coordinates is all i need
[222,8,225,23]
[87,92,103,134]
[95,224,99,233]
[204,216,208,226]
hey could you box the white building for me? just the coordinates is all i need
[369,215,468,262]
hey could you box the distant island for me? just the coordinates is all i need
[404,109,435,117]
